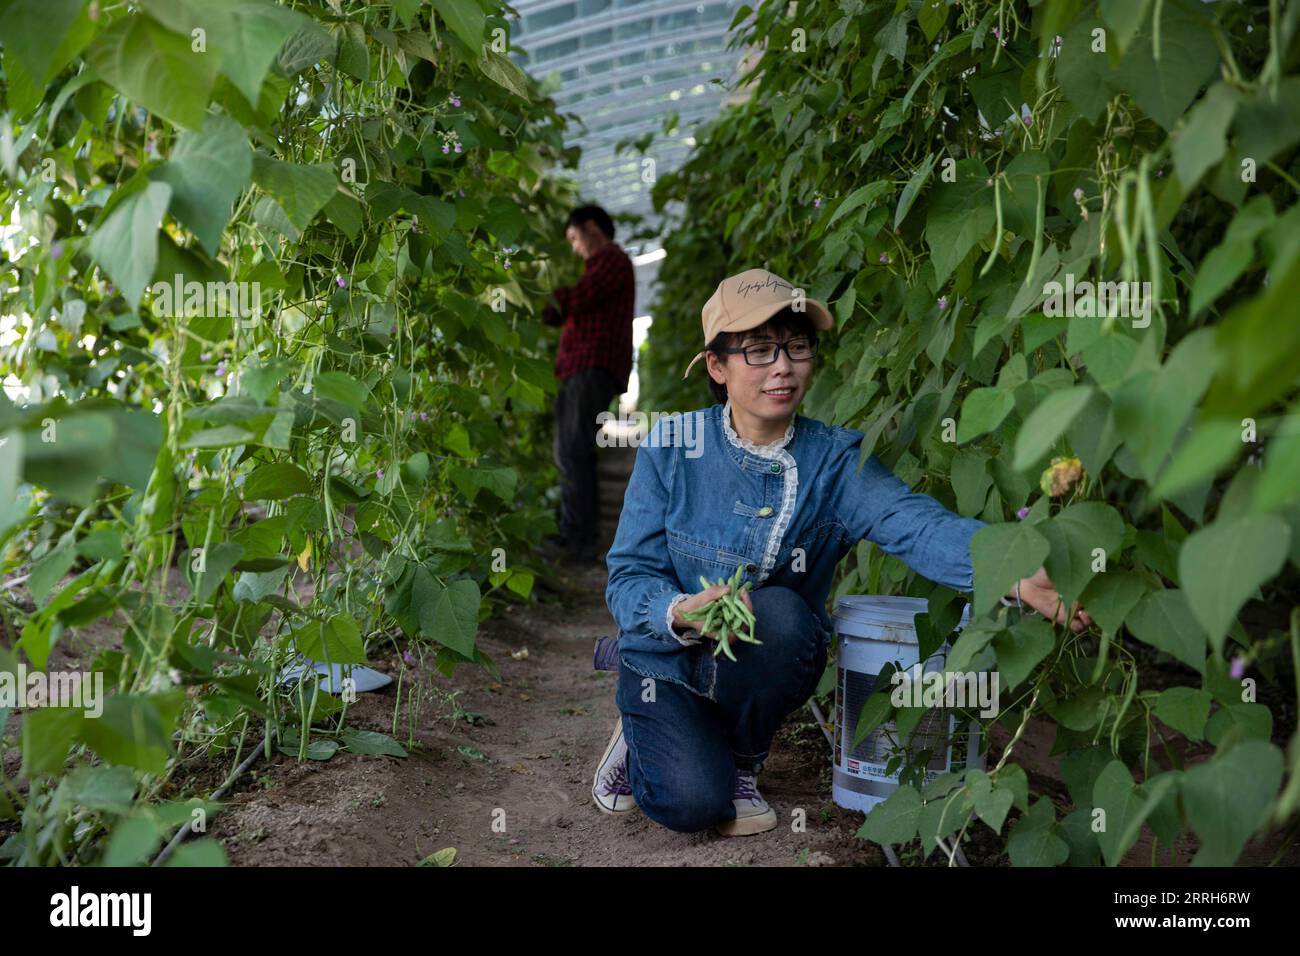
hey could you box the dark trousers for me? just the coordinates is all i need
[615,587,828,833]
[553,366,621,547]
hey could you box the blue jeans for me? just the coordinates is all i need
[614,586,828,833]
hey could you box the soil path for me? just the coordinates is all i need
[208,445,887,866]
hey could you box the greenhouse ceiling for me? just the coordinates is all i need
[507,0,755,248]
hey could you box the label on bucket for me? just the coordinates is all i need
[835,664,969,785]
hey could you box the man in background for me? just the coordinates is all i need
[542,205,635,564]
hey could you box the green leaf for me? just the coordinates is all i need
[957,387,1016,443]
[1172,84,1236,191]
[103,815,164,867]
[1006,797,1069,866]
[970,521,1050,616]
[925,158,994,286]
[141,0,307,105]
[1099,0,1151,51]
[312,371,372,412]
[1000,151,1051,236]
[1055,16,1118,122]
[165,838,229,866]
[855,784,922,845]
[154,114,252,257]
[1092,760,1145,865]
[1178,514,1290,657]
[180,425,256,449]
[186,540,245,603]
[0,0,95,89]
[276,19,336,74]
[1078,572,1149,638]
[434,0,485,51]
[422,577,479,657]
[826,180,891,230]
[950,449,992,516]
[894,151,936,229]
[476,49,531,100]
[1012,385,1095,471]
[251,155,338,232]
[64,765,138,814]
[1182,740,1283,866]
[1189,196,1274,316]
[341,728,408,757]
[1155,687,1212,741]
[1039,501,1126,607]
[1205,702,1273,746]
[1255,409,1300,511]
[1125,588,1207,672]
[917,0,948,42]
[292,613,368,665]
[21,706,85,776]
[974,785,1014,833]
[29,544,77,606]
[1115,0,1220,132]
[243,462,312,500]
[80,692,182,775]
[84,13,221,130]
[88,180,173,311]
[992,618,1055,690]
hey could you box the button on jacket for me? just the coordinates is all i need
[605,398,988,701]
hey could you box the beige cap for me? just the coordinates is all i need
[682,268,833,379]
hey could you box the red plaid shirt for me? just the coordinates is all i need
[542,242,635,391]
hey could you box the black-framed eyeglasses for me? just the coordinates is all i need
[716,337,817,366]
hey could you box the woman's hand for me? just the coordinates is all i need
[672,584,756,646]
[1009,566,1094,632]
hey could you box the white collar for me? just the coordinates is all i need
[721,396,795,458]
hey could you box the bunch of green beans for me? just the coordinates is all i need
[678,563,761,662]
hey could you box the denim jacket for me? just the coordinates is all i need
[604,397,988,701]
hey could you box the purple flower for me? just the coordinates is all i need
[1230,656,1245,680]
[409,411,417,421]
[503,258,511,269]
[442,144,450,154]
[336,275,347,288]
[459,188,465,197]
[450,94,461,107]
[214,363,227,377]
[813,197,822,208]
[376,468,384,480]
[1022,111,1033,128]
[937,296,948,311]
[50,241,64,260]
[1016,506,1031,520]
[453,143,461,153]
[878,252,890,264]
[419,412,428,422]
[403,650,414,666]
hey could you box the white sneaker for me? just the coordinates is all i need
[592,716,638,815]
[715,767,777,836]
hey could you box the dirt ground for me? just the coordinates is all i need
[3,447,1297,867]
[201,556,893,867]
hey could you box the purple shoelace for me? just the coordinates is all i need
[735,771,760,802]
[601,756,633,796]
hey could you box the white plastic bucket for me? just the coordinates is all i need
[831,595,986,813]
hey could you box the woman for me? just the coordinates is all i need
[594,268,1092,837]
